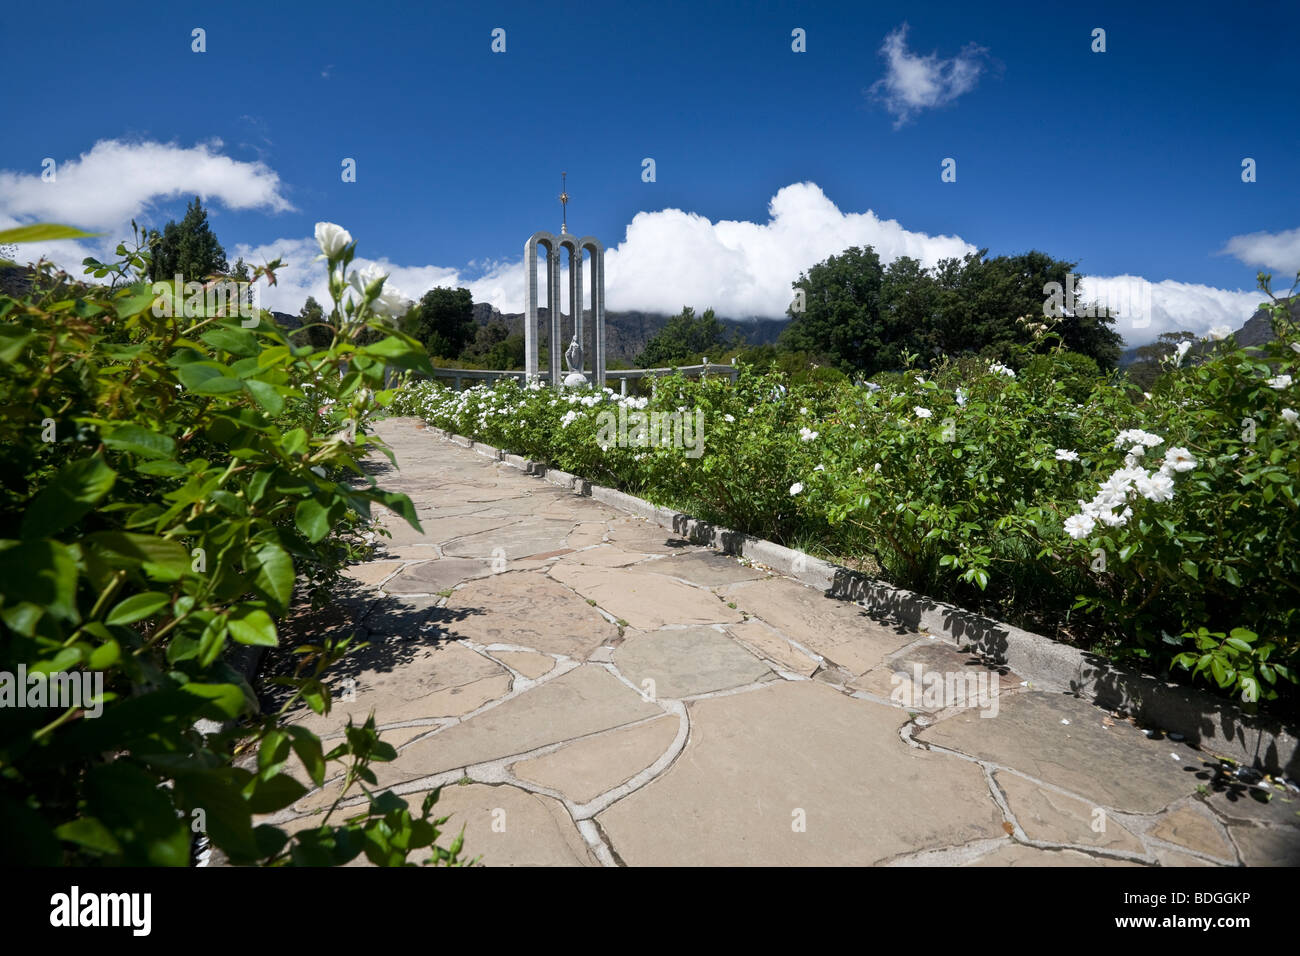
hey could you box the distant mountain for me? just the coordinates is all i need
[1232,295,1299,348]
[469,302,787,364]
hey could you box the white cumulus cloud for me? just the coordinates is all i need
[870,24,989,127]
[1219,226,1300,284]
[0,138,292,267]
[1078,275,1267,346]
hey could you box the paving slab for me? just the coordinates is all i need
[443,571,616,657]
[442,519,579,560]
[724,619,820,677]
[1147,804,1236,860]
[918,692,1200,813]
[639,551,769,587]
[549,563,743,628]
[511,716,680,803]
[613,627,773,699]
[382,557,495,594]
[721,578,914,676]
[993,771,1145,855]
[492,650,556,680]
[597,681,1005,866]
[379,665,662,786]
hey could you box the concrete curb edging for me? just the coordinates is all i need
[430,426,1298,778]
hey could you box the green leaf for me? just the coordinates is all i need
[180,682,248,720]
[244,378,284,414]
[53,816,122,855]
[284,726,326,787]
[201,326,259,356]
[362,335,435,376]
[0,539,79,624]
[1180,559,1199,580]
[87,532,190,579]
[294,498,331,543]
[102,423,176,460]
[243,773,309,814]
[249,541,295,613]
[105,591,170,625]
[21,455,117,539]
[228,605,278,646]
[0,223,98,244]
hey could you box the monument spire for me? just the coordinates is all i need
[559,171,569,234]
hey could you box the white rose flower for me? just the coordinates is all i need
[1055,449,1079,461]
[1163,447,1196,472]
[955,388,968,406]
[1136,471,1175,502]
[1282,408,1299,425]
[799,426,819,441]
[914,406,932,419]
[723,413,735,423]
[1063,513,1095,539]
[315,222,353,259]
[789,482,804,496]
[989,362,1015,377]
[1267,374,1292,389]
[1172,341,1191,365]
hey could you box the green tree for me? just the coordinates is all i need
[412,287,475,359]
[783,245,1124,376]
[780,246,893,374]
[147,197,228,284]
[636,306,733,367]
[295,295,333,350]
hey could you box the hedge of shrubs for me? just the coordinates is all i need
[0,223,472,865]
[390,303,1300,713]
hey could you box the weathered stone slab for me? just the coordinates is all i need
[1227,824,1300,866]
[851,642,1020,715]
[613,627,772,698]
[382,558,495,594]
[918,692,1199,813]
[725,619,821,677]
[639,551,768,587]
[286,641,508,737]
[559,544,650,567]
[603,516,691,555]
[342,560,404,587]
[512,716,680,803]
[549,564,743,628]
[384,665,661,785]
[994,771,1144,854]
[442,519,578,560]
[721,578,915,675]
[1148,805,1235,860]
[491,650,556,680]
[411,784,597,866]
[597,681,1005,865]
[444,572,616,657]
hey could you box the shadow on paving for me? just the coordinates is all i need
[257,578,485,714]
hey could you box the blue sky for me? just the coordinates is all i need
[3,0,1297,343]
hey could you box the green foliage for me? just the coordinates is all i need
[636,306,734,367]
[781,246,1124,376]
[147,197,229,284]
[0,224,472,865]
[412,287,475,359]
[390,293,1299,711]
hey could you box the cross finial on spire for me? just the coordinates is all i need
[559,171,569,234]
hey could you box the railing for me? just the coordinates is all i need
[427,362,739,394]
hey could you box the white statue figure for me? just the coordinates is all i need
[563,336,587,387]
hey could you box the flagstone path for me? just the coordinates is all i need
[259,417,1300,866]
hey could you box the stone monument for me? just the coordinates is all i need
[523,173,606,390]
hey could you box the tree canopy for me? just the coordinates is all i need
[780,246,1124,375]
[412,287,476,359]
[147,197,228,284]
[636,305,734,367]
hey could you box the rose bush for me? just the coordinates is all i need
[389,293,1299,711]
[0,222,473,865]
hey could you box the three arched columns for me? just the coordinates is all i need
[524,231,605,390]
